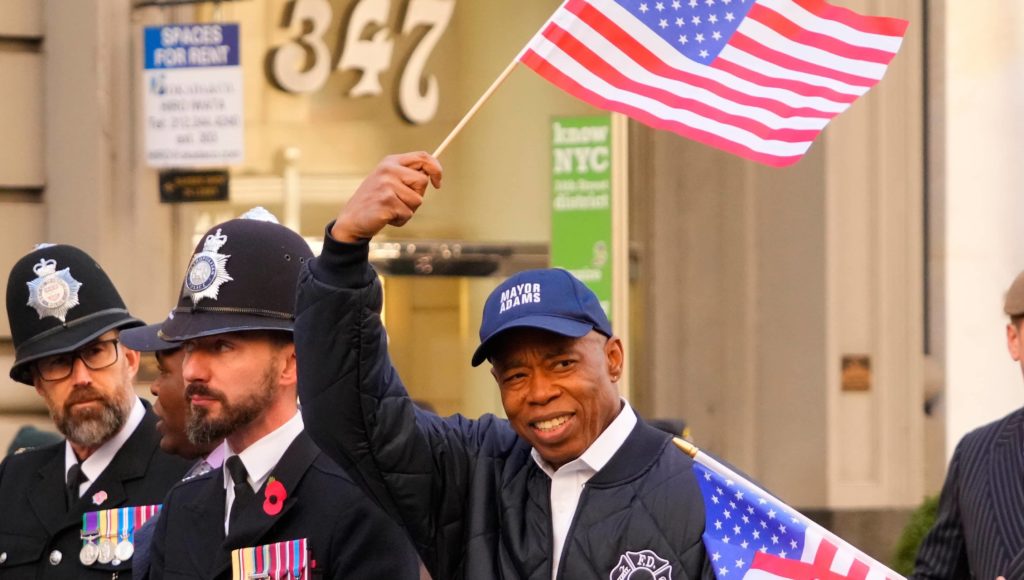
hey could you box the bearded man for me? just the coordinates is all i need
[147,212,418,580]
[0,244,191,579]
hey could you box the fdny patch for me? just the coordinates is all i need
[26,258,82,323]
[609,549,673,580]
[185,228,233,304]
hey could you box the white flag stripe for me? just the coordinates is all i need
[718,45,869,97]
[738,17,889,80]
[692,450,906,579]
[866,567,889,580]
[529,38,814,156]
[801,527,822,563]
[830,547,855,575]
[758,0,905,52]
[581,0,856,109]
[548,11,832,130]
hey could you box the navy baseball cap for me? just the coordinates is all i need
[471,268,612,367]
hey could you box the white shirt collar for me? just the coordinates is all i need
[223,411,304,492]
[65,397,146,496]
[531,399,637,478]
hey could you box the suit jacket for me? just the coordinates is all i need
[0,405,192,579]
[148,431,419,580]
[912,407,1024,580]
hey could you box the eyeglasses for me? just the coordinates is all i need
[36,339,121,381]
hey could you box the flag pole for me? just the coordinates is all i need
[431,59,520,159]
[431,0,572,159]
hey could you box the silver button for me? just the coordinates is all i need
[0,551,7,564]
[49,550,62,565]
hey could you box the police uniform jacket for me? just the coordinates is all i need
[0,405,191,579]
[912,408,1024,580]
[148,431,419,580]
[294,232,714,580]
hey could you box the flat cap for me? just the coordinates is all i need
[1005,271,1024,316]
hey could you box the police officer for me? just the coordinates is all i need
[147,211,419,580]
[0,244,191,579]
[120,321,227,578]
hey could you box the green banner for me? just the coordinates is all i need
[550,115,613,319]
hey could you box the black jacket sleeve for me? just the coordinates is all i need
[910,441,969,580]
[294,225,518,575]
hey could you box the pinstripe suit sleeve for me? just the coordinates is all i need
[911,441,970,580]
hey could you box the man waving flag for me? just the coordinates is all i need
[519,0,909,166]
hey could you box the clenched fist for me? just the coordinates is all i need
[331,152,443,243]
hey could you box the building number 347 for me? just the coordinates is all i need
[270,0,455,125]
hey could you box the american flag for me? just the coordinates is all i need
[694,461,900,579]
[519,0,909,166]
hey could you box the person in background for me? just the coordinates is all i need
[120,322,226,578]
[0,244,190,578]
[912,270,1024,579]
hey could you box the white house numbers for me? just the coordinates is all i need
[270,0,455,125]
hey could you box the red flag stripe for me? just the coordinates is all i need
[789,0,910,37]
[748,3,898,65]
[565,0,841,118]
[727,32,877,88]
[577,0,865,103]
[541,23,823,142]
[521,48,804,167]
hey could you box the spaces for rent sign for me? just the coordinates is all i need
[143,23,243,167]
[550,115,613,319]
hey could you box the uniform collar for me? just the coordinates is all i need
[531,399,637,478]
[224,411,304,491]
[65,396,145,488]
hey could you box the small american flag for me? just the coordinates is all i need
[519,0,909,166]
[695,461,899,579]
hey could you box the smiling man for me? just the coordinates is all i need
[295,153,713,579]
[147,212,418,580]
[0,244,191,579]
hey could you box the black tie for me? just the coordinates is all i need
[66,463,87,509]
[226,456,255,529]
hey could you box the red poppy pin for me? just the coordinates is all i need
[263,477,286,516]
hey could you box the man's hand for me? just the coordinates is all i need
[331,152,443,243]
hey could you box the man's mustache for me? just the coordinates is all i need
[184,382,227,403]
[64,387,105,411]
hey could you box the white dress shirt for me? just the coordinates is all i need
[531,400,637,579]
[223,412,304,533]
[64,397,146,499]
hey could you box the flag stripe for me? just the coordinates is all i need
[527,35,817,151]
[588,0,868,99]
[540,23,823,138]
[521,48,805,166]
[709,56,857,104]
[568,0,852,111]
[788,0,910,37]
[748,3,898,65]
[761,0,907,50]
[740,14,888,79]
[544,15,832,129]
[727,31,878,87]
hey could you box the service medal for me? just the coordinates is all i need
[25,258,82,322]
[79,541,99,566]
[115,538,134,561]
[97,538,114,564]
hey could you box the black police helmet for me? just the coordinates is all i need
[6,244,143,385]
[159,211,314,342]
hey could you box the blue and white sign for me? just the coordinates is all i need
[143,23,244,167]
